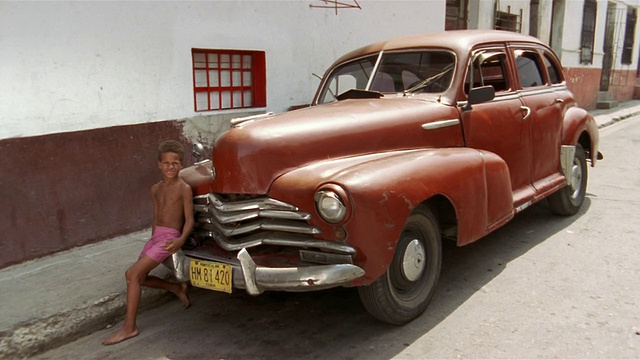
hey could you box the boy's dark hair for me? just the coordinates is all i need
[157,140,185,162]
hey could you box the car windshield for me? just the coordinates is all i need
[317,50,455,104]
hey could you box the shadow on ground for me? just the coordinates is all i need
[72,198,590,360]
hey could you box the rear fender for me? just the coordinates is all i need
[562,107,601,165]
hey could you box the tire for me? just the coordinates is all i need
[358,206,442,325]
[548,144,588,216]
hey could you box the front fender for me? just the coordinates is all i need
[268,148,513,284]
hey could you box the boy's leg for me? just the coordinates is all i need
[142,275,191,309]
[102,255,158,345]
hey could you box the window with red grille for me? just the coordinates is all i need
[192,49,266,111]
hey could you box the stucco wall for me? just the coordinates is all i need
[1,1,445,141]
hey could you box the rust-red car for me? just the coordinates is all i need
[171,30,602,325]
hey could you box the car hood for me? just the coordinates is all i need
[207,98,462,194]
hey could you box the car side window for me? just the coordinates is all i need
[464,52,510,94]
[318,57,376,104]
[515,50,544,88]
[543,53,562,84]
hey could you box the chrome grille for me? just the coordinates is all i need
[192,193,355,253]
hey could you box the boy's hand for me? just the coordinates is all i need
[164,239,184,254]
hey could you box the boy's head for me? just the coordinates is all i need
[157,140,185,162]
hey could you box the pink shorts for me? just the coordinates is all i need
[140,226,182,263]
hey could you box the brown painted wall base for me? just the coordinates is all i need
[0,121,193,269]
[565,67,639,109]
[606,69,639,102]
[564,67,601,110]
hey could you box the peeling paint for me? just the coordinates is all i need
[400,193,415,211]
[180,111,263,146]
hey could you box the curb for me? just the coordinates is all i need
[594,104,640,129]
[0,289,171,359]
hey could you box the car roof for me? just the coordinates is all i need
[331,30,545,66]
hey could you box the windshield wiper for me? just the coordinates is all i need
[403,64,454,96]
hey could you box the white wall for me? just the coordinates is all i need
[0,1,445,140]
[556,0,640,71]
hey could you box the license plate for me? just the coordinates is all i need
[189,259,232,293]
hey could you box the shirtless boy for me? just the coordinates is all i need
[103,140,194,346]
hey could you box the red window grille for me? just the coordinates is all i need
[192,49,266,111]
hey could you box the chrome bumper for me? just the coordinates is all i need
[165,248,365,295]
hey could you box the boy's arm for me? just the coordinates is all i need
[151,183,159,235]
[175,183,194,246]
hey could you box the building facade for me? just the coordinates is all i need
[2,0,638,268]
[447,0,640,109]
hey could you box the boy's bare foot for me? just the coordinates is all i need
[177,282,191,309]
[102,327,139,346]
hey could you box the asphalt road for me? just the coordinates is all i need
[36,117,640,359]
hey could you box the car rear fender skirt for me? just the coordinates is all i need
[562,107,601,166]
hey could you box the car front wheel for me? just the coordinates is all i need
[358,206,442,325]
[548,144,588,216]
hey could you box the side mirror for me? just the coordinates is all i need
[192,143,206,162]
[463,86,495,111]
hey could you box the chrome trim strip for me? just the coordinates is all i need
[260,209,312,221]
[206,193,298,212]
[515,201,532,213]
[199,207,312,224]
[300,250,354,265]
[195,230,356,254]
[365,51,384,90]
[230,112,275,127]
[517,88,554,96]
[198,219,321,237]
[421,119,460,130]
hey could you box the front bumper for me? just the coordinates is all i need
[165,248,365,295]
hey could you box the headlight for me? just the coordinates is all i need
[314,189,347,224]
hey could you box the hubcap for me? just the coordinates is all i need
[569,159,582,197]
[401,239,426,282]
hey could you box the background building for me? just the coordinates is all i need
[1,0,638,268]
[447,0,640,109]
[0,1,445,268]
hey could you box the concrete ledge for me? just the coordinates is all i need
[0,288,171,359]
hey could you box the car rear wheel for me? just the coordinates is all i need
[548,144,588,216]
[358,206,442,325]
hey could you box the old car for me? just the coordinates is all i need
[170,30,602,325]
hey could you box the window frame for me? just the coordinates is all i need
[622,7,637,65]
[580,0,597,65]
[191,49,267,112]
[541,51,564,85]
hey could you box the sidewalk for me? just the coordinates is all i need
[2,100,640,359]
[0,230,174,359]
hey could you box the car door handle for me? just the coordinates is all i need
[520,106,531,121]
[555,98,564,104]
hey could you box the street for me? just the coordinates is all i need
[36,117,640,359]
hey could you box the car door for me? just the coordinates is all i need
[460,45,534,207]
[511,46,565,192]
